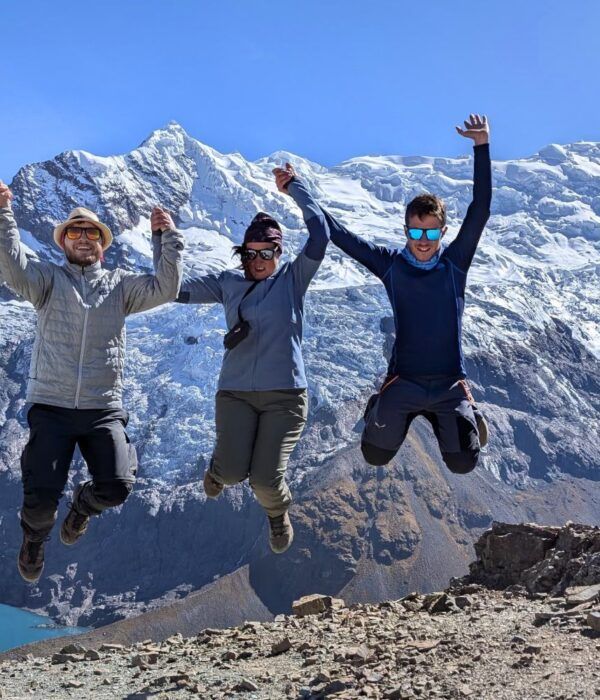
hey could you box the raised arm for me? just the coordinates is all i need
[285,178,330,261]
[0,181,52,307]
[273,163,330,292]
[321,207,394,280]
[122,206,185,314]
[273,163,393,281]
[176,271,224,305]
[445,114,492,272]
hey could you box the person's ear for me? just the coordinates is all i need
[403,225,409,238]
[441,226,448,238]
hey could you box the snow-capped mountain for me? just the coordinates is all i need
[0,123,598,626]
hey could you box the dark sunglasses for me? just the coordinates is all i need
[241,248,277,262]
[406,227,443,241]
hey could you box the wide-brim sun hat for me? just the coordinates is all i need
[53,207,113,251]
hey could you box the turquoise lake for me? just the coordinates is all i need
[0,604,86,652]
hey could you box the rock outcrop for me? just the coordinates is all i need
[462,521,600,595]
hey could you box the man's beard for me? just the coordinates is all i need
[65,249,101,266]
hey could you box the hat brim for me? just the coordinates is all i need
[53,218,113,251]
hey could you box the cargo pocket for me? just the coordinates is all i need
[457,413,479,452]
[20,443,32,487]
[125,433,138,480]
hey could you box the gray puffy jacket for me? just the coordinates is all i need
[0,207,184,409]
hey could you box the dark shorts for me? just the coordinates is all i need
[21,403,138,496]
[361,376,481,473]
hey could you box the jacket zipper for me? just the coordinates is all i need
[250,291,260,391]
[74,267,90,408]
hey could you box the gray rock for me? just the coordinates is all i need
[566,584,600,606]
[271,637,292,655]
[51,653,85,664]
[587,611,600,632]
[292,594,345,617]
[59,643,87,655]
[454,595,473,609]
[236,678,259,691]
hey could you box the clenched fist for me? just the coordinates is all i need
[272,162,296,194]
[151,206,175,234]
[0,181,13,209]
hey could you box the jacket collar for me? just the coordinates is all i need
[63,259,105,282]
[400,245,443,270]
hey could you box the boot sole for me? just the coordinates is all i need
[203,472,224,499]
[17,553,43,584]
[270,527,294,555]
[59,523,87,546]
[477,416,489,449]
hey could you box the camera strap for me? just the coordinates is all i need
[237,281,260,324]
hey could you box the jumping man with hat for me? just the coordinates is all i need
[0,181,184,583]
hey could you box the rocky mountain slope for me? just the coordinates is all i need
[0,124,598,627]
[1,523,599,699]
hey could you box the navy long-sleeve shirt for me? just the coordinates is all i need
[323,143,492,379]
[176,179,330,391]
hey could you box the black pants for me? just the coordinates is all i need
[361,376,481,473]
[20,404,137,540]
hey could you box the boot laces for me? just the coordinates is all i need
[67,501,88,531]
[269,514,287,537]
[25,537,48,563]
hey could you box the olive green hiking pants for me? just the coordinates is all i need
[209,389,309,517]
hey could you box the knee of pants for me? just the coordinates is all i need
[210,456,249,486]
[215,470,248,486]
[361,441,396,466]
[93,480,133,507]
[248,472,284,491]
[442,449,480,475]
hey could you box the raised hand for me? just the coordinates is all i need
[272,162,296,194]
[456,114,490,146]
[0,180,14,209]
[151,206,175,234]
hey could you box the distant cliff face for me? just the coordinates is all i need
[0,125,598,627]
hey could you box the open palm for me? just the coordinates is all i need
[456,114,489,145]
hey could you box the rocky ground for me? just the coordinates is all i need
[1,522,599,700]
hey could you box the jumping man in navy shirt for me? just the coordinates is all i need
[277,114,492,475]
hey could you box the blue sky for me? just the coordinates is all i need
[1,0,599,181]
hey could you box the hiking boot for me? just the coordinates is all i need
[203,470,224,499]
[60,485,90,546]
[268,511,294,554]
[18,533,46,583]
[476,414,489,448]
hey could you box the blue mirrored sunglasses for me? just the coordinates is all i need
[407,227,442,241]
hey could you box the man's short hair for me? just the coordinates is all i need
[405,194,447,227]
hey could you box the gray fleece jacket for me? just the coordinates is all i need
[0,207,184,409]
